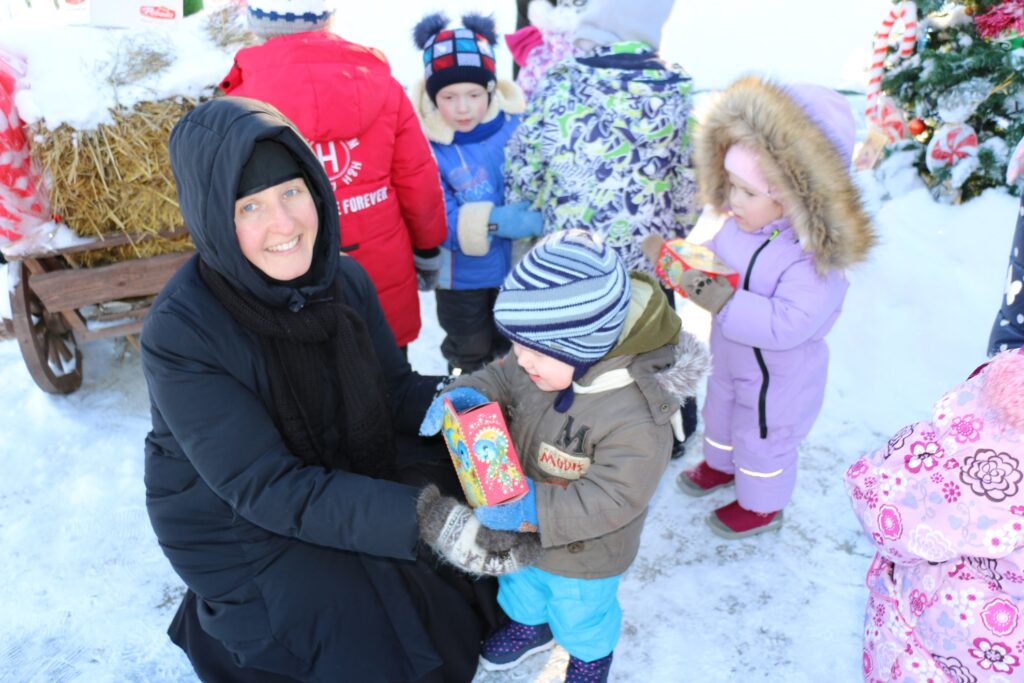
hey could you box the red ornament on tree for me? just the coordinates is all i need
[908,118,926,136]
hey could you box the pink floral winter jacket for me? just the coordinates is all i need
[845,350,1024,683]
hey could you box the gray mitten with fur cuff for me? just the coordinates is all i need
[416,485,542,576]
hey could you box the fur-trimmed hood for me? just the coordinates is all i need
[651,330,709,404]
[693,76,876,274]
[411,78,526,145]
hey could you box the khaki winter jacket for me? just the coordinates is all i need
[456,274,709,578]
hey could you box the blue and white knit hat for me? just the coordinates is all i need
[246,0,334,37]
[495,229,631,371]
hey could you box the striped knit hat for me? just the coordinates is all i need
[413,12,498,103]
[495,230,630,409]
[246,0,334,37]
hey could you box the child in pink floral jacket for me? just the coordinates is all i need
[845,349,1024,682]
[505,1,585,100]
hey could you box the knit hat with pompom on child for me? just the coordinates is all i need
[246,0,334,38]
[493,229,631,412]
[413,12,499,104]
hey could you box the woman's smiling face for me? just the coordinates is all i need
[234,177,318,281]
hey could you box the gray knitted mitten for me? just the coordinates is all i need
[416,486,543,576]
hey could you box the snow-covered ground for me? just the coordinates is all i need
[0,179,1015,681]
[1,1,1019,681]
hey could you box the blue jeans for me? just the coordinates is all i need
[497,567,621,662]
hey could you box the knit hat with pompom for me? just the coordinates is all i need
[413,12,498,103]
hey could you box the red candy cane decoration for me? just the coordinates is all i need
[866,1,919,123]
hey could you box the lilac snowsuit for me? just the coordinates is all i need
[703,216,848,512]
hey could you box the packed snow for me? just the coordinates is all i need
[1,1,1017,681]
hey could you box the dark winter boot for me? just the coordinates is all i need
[565,652,613,683]
[706,500,783,539]
[681,395,698,436]
[671,397,699,459]
[676,460,735,497]
[479,620,555,671]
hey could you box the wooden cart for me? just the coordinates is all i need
[4,232,192,394]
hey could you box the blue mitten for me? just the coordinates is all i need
[489,202,544,240]
[475,479,539,533]
[419,386,490,436]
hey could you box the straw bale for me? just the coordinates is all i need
[22,6,256,265]
[29,97,196,243]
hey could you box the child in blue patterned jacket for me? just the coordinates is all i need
[412,11,545,373]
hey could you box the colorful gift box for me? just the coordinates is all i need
[440,399,529,508]
[655,238,739,297]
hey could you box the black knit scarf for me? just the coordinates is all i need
[199,259,397,479]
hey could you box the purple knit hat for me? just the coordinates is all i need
[783,84,856,166]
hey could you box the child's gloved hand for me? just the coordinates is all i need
[679,269,735,315]
[419,387,490,436]
[413,247,441,291]
[640,234,666,265]
[488,202,544,240]
[475,479,539,533]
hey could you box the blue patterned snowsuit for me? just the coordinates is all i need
[505,41,698,274]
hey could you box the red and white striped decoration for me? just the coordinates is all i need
[0,50,49,247]
[925,123,978,173]
[865,1,919,124]
[871,96,909,144]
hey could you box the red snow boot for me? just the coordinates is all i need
[676,460,734,497]
[707,501,783,539]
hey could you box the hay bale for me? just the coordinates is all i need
[29,97,196,243]
[21,7,256,259]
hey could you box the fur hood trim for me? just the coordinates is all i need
[653,330,710,403]
[412,78,526,145]
[693,76,876,274]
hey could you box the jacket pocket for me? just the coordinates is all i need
[196,591,312,673]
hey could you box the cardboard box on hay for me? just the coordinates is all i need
[440,399,530,508]
[655,238,739,297]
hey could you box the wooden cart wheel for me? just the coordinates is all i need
[10,261,83,394]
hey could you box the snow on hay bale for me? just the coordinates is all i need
[13,5,254,265]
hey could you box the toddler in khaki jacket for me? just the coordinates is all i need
[420,230,708,681]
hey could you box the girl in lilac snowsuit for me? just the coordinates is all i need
[652,76,876,538]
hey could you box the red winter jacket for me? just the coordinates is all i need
[220,32,446,346]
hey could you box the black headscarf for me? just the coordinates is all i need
[169,97,397,478]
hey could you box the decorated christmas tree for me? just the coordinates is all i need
[867,0,1024,201]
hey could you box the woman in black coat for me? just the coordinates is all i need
[142,97,539,683]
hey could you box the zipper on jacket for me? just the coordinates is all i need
[743,229,779,440]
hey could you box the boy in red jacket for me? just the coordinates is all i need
[221,0,447,350]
